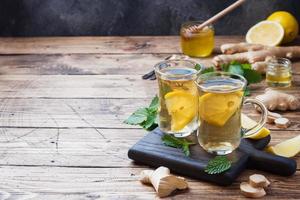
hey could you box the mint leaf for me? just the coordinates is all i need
[244,87,251,96]
[241,63,251,70]
[194,64,202,71]
[201,67,215,74]
[182,144,190,157]
[141,109,158,130]
[148,95,159,111]
[124,108,148,125]
[162,134,195,156]
[243,68,262,84]
[228,64,244,76]
[205,156,232,174]
[124,96,159,130]
[162,134,183,148]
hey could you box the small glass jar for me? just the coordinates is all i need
[180,21,215,58]
[266,58,292,88]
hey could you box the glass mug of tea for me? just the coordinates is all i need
[196,72,267,155]
[154,59,201,137]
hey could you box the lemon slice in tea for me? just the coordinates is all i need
[199,91,243,126]
[165,90,197,131]
[242,114,270,139]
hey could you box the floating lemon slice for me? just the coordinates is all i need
[242,114,270,139]
[246,21,284,46]
[199,91,243,127]
[265,135,300,158]
[165,90,197,131]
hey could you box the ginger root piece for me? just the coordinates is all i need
[251,61,268,73]
[240,182,266,198]
[249,174,271,188]
[140,167,188,197]
[213,43,300,69]
[221,42,266,54]
[267,111,282,124]
[274,117,290,128]
[255,88,300,111]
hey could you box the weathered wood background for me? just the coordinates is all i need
[0,36,298,199]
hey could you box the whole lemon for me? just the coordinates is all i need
[267,11,299,44]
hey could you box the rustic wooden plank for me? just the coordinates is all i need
[0,54,214,75]
[0,127,298,168]
[0,75,299,98]
[0,36,245,54]
[0,166,298,200]
[0,53,300,76]
[0,98,299,130]
[0,128,140,167]
[0,75,157,98]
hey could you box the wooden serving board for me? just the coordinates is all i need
[128,128,297,186]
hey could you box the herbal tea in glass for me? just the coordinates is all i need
[196,72,267,155]
[154,59,201,137]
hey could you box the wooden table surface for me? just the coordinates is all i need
[0,36,299,199]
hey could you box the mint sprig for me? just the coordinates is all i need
[222,61,262,96]
[205,156,232,174]
[162,134,195,156]
[124,96,159,131]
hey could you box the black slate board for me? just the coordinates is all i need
[128,128,297,186]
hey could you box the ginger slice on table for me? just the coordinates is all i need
[140,167,188,197]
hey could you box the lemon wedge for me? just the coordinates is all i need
[265,135,300,158]
[199,91,243,127]
[165,90,197,131]
[246,21,284,46]
[242,114,270,139]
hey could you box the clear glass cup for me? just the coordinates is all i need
[180,21,215,58]
[266,58,292,88]
[196,72,267,155]
[154,59,202,137]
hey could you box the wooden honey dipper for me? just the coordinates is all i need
[182,0,247,37]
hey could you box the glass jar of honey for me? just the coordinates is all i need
[266,58,292,88]
[180,21,215,58]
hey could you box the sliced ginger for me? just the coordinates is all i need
[165,90,197,131]
[249,174,270,188]
[240,182,266,198]
[140,167,188,197]
[266,135,300,157]
[198,91,243,126]
[240,174,270,198]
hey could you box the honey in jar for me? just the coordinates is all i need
[180,21,215,58]
[266,58,292,88]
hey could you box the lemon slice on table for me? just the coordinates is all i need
[265,135,300,158]
[242,114,270,139]
[165,90,197,131]
[246,21,284,46]
[198,91,243,127]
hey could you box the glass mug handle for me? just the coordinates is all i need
[242,99,268,137]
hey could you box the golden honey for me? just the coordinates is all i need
[180,21,214,57]
[266,58,292,88]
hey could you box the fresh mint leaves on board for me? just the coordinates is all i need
[124,96,159,131]
[205,155,232,174]
[161,134,195,157]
